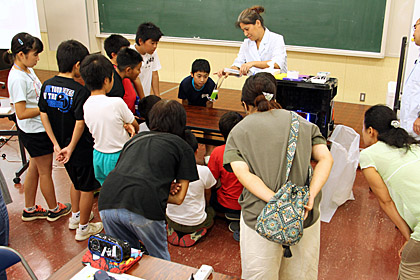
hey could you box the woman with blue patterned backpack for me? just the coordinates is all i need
[360,105,420,279]
[223,73,333,280]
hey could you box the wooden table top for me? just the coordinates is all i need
[184,105,241,133]
[48,249,241,280]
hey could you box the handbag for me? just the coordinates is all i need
[255,111,310,257]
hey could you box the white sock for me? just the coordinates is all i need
[72,211,80,219]
[79,223,89,231]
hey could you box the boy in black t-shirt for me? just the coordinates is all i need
[105,34,130,99]
[38,40,104,241]
[178,59,216,108]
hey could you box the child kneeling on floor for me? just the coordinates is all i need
[166,131,217,247]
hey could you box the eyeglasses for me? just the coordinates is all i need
[413,22,420,32]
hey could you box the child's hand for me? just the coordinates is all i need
[170,181,181,195]
[57,147,73,164]
[124,123,136,138]
[53,144,63,162]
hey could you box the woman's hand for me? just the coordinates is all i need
[398,240,408,258]
[304,194,314,220]
[216,68,227,78]
[239,62,254,76]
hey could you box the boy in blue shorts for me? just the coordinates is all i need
[178,59,216,108]
[80,54,139,186]
[39,40,104,241]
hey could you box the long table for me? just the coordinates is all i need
[49,249,240,280]
[184,105,241,146]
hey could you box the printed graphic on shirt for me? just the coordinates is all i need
[43,85,74,113]
[143,56,154,70]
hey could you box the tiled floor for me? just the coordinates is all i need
[0,69,405,279]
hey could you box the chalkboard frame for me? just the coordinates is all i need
[95,0,391,58]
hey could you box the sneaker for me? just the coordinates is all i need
[47,202,72,222]
[225,212,240,221]
[21,205,48,221]
[69,211,94,230]
[228,221,240,233]
[75,222,104,241]
[179,228,207,247]
[233,230,240,242]
[167,226,180,246]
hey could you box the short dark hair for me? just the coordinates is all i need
[56,40,89,73]
[219,112,243,141]
[364,105,420,150]
[241,72,281,112]
[104,34,130,59]
[184,129,198,152]
[191,59,210,74]
[135,22,163,44]
[116,47,142,72]
[80,54,113,91]
[3,32,43,65]
[148,100,186,137]
[138,95,161,126]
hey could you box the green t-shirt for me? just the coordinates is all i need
[360,141,420,241]
[223,109,326,229]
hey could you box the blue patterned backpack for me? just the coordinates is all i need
[255,111,310,257]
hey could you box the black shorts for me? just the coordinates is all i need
[18,130,53,158]
[65,163,101,192]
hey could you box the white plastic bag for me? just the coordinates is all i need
[320,125,359,223]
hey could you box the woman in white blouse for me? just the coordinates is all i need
[217,5,287,77]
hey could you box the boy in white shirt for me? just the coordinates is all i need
[166,131,216,247]
[132,22,163,97]
[80,54,139,185]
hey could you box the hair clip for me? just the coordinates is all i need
[18,38,24,45]
[390,120,400,128]
[7,49,12,54]
[262,92,274,101]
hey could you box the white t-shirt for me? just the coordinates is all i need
[232,28,287,74]
[360,141,420,241]
[7,66,44,133]
[401,54,420,139]
[131,44,161,96]
[166,165,216,226]
[139,122,149,132]
[83,95,135,153]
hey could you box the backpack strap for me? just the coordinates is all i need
[284,112,299,180]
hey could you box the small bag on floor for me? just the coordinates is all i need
[255,112,309,257]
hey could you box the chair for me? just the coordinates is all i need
[0,246,37,279]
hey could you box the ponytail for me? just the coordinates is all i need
[241,73,281,112]
[364,105,420,150]
[254,94,281,112]
[2,32,44,65]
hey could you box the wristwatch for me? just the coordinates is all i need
[417,111,420,118]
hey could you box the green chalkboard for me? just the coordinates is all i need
[98,0,387,53]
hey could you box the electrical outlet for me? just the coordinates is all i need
[360,93,366,102]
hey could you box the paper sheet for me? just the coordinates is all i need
[70,265,145,280]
